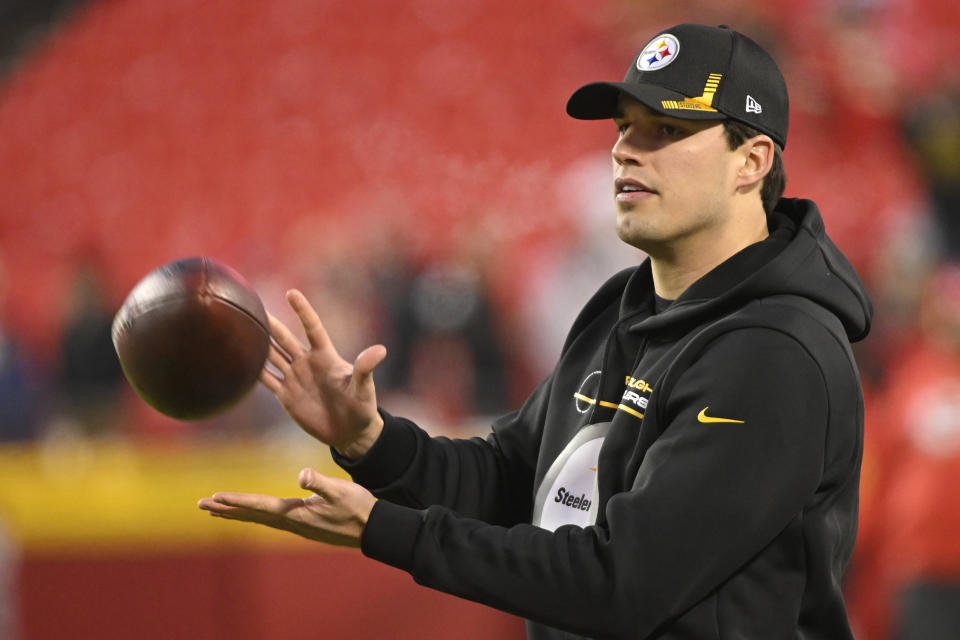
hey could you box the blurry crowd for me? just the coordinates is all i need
[843,81,960,639]
[1,1,960,638]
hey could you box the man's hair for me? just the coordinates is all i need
[722,119,786,214]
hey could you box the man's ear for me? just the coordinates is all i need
[736,135,775,190]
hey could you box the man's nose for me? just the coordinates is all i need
[612,131,644,166]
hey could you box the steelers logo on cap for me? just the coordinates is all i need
[636,33,680,71]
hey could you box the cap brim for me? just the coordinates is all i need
[566,81,727,122]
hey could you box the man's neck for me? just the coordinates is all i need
[649,208,770,300]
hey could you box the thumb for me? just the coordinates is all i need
[298,468,329,497]
[353,344,387,384]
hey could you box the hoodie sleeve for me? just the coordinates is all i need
[333,375,553,526]
[333,269,632,523]
[357,327,838,639]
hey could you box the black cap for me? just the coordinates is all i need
[567,24,789,148]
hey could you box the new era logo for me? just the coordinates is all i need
[745,95,762,114]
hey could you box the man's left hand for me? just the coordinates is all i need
[198,468,376,548]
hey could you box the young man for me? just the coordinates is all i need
[200,24,872,639]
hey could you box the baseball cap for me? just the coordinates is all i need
[567,24,789,148]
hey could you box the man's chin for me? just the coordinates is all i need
[615,224,650,252]
[617,216,669,255]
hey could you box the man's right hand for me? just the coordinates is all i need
[259,289,387,459]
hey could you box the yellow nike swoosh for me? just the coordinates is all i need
[697,407,744,424]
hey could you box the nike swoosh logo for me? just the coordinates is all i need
[697,407,745,424]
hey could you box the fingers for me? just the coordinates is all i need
[259,367,282,394]
[266,341,292,374]
[267,312,305,358]
[206,492,290,513]
[198,495,248,519]
[199,492,306,527]
[287,289,335,352]
[259,342,291,394]
[197,476,326,523]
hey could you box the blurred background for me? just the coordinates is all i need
[0,0,958,638]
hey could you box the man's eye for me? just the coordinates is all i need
[658,124,685,137]
[616,123,629,136]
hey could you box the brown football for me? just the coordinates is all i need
[112,257,270,420]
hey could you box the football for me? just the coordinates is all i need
[112,256,270,420]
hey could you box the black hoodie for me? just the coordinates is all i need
[337,198,872,639]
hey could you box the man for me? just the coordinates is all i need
[200,24,872,639]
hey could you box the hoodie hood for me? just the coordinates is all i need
[629,198,873,342]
